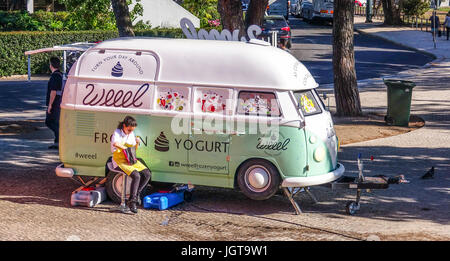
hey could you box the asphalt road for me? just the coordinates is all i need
[288,17,435,84]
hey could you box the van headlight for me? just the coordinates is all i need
[314,146,326,162]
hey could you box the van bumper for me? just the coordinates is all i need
[281,163,345,187]
[55,163,75,178]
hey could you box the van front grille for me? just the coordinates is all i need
[76,112,95,137]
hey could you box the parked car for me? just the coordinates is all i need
[302,0,333,24]
[299,0,313,20]
[260,15,292,49]
[268,0,289,20]
[290,0,300,15]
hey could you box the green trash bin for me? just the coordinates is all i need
[384,79,416,127]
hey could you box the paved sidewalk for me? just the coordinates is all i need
[354,16,450,59]
[313,15,450,238]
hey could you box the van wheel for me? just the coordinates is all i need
[105,171,153,203]
[237,159,281,200]
[105,171,132,203]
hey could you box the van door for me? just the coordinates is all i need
[187,87,233,175]
[188,123,230,175]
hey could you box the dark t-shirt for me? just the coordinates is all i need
[46,70,63,107]
[430,16,440,29]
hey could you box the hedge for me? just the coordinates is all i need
[0,29,185,77]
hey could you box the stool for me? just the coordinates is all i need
[107,162,130,214]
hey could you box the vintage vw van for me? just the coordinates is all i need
[56,37,344,202]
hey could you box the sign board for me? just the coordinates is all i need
[180,18,262,42]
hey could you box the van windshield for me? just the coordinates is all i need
[293,90,322,116]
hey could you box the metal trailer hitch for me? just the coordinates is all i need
[284,154,409,215]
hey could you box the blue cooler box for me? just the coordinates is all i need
[143,192,185,210]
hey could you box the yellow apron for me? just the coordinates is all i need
[113,144,147,176]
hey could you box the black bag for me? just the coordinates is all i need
[122,147,137,165]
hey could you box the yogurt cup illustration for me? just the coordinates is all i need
[155,132,169,152]
[111,62,123,77]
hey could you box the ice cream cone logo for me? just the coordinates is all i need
[154,132,169,152]
[111,62,123,77]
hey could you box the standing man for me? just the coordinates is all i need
[46,57,63,150]
[444,11,450,41]
[430,12,440,38]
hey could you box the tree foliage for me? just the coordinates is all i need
[57,0,116,30]
[56,0,147,30]
[402,0,430,17]
[182,0,221,28]
[0,28,184,77]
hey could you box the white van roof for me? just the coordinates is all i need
[72,37,318,91]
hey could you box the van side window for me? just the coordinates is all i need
[194,87,231,114]
[293,90,322,116]
[237,91,281,117]
[156,86,189,111]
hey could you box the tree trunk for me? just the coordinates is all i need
[245,0,269,28]
[332,0,362,116]
[8,0,23,10]
[111,0,135,37]
[218,0,246,38]
[381,0,403,25]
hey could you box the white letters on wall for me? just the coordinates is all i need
[180,18,262,42]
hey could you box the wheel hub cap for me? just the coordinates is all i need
[247,167,269,190]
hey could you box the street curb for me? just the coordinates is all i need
[353,26,438,61]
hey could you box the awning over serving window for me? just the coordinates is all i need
[24,42,98,81]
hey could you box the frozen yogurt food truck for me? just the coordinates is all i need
[56,38,344,208]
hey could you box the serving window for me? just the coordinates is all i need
[237,91,281,117]
[194,87,232,115]
[155,86,189,112]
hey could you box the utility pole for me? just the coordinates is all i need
[432,0,437,49]
[365,0,373,23]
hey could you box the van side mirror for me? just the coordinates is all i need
[322,92,330,111]
[299,119,305,129]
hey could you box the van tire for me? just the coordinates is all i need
[105,171,152,204]
[105,171,129,203]
[237,159,281,200]
[104,158,152,203]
